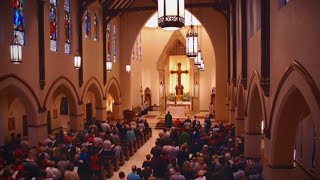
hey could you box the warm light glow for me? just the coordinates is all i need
[74,55,81,69]
[199,59,204,71]
[169,56,191,94]
[194,51,202,65]
[126,64,131,72]
[10,44,22,64]
[186,25,198,58]
[157,0,185,30]
[106,61,112,72]
[146,10,200,28]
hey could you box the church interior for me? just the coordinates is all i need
[0,0,319,179]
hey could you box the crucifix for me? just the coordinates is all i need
[170,63,188,96]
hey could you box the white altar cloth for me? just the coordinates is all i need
[166,106,185,118]
[166,101,191,118]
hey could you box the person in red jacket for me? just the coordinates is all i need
[89,150,101,180]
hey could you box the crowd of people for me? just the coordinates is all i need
[118,116,263,180]
[0,114,263,180]
[0,118,151,180]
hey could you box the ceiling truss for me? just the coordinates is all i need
[80,0,230,28]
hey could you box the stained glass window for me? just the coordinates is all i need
[107,24,111,62]
[50,0,58,51]
[113,25,117,62]
[84,10,90,38]
[93,13,98,41]
[64,0,71,54]
[13,0,24,45]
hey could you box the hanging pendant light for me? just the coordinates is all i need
[106,60,112,72]
[74,51,81,69]
[158,0,185,30]
[199,59,204,71]
[10,43,22,64]
[186,25,198,58]
[194,50,202,65]
[126,63,131,73]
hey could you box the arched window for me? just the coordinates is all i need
[93,12,98,41]
[50,0,58,51]
[13,0,25,45]
[84,10,90,38]
[64,0,71,54]
[113,25,117,62]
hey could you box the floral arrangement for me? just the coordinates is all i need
[182,92,191,101]
[167,93,176,101]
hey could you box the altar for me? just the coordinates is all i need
[166,101,191,118]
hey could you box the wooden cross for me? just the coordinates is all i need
[170,63,188,88]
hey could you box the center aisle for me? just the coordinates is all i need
[108,129,160,179]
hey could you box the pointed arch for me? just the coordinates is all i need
[235,76,246,118]
[105,77,121,98]
[0,74,39,125]
[81,76,105,105]
[43,76,80,113]
[246,71,267,128]
[106,78,122,121]
[267,61,320,173]
[0,74,42,112]
[156,31,186,70]
[267,61,320,138]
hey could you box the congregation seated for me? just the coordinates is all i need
[115,117,263,180]
[0,117,152,179]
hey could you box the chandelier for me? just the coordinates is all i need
[194,50,202,65]
[199,59,204,72]
[10,43,22,64]
[74,51,81,69]
[106,60,112,72]
[186,25,198,58]
[126,64,131,73]
[158,0,185,30]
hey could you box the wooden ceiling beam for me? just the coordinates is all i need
[108,2,225,13]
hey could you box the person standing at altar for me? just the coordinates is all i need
[165,111,173,129]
